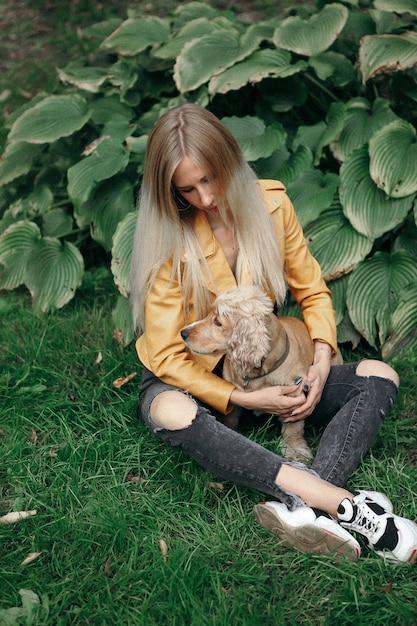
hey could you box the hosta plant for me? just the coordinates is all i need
[0,0,416,359]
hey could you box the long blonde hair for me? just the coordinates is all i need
[130,103,286,333]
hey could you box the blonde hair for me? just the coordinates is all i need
[130,103,286,333]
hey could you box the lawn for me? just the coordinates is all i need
[1,1,417,624]
[1,275,417,625]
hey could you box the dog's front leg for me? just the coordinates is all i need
[280,420,313,463]
[218,405,242,430]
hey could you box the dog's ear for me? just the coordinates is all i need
[228,313,271,376]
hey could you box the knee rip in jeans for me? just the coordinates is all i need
[355,359,399,388]
[150,390,198,431]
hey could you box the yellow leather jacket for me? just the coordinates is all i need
[136,180,337,413]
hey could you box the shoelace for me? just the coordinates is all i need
[352,503,382,539]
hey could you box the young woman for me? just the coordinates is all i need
[130,103,417,563]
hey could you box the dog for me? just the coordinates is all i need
[181,285,341,463]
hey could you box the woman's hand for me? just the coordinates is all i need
[281,340,332,421]
[230,382,307,415]
[230,340,333,421]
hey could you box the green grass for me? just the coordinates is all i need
[1,273,417,625]
[1,1,417,623]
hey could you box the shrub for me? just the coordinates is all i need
[0,0,416,357]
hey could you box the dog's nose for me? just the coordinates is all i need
[181,328,189,340]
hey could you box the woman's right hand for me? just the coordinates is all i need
[230,384,306,417]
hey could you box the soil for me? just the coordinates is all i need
[0,0,267,110]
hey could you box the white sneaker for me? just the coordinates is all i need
[253,501,361,561]
[337,491,417,564]
[358,490,393,512]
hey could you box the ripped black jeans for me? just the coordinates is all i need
[138,363,397,509]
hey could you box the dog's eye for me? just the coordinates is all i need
[213,317,222,327]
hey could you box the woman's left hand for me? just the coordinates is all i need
[281,341,332,422]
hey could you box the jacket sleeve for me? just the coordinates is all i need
[274,191,338,355]
[136,259,235,414]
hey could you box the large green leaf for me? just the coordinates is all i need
[0,186,54,232]
[286,170,339,228]
[327,275,362,347]
[304,203,373,280]
[273,3,348,57]
[75,176,135,251]
[274,146,313,186]
[8,95,91,144]
[25,238,84,312]
[0,220,83,311]
[90,96,133,125]
[0,221,40,289]
[374,0,417,18]
[359,32,417,83]
[330,98,398,162]
[112,295,134,347]
[42,209,74,238]
[308,51,356,86]
[101,17,170,55]
[346,251,417,348]
[173,2,228,22]
[382,285,417,360]
[393,213,417,259]
[154,17,232,60]
[79,17,123,41]
[174,26,262,93]
[57,65,114,93]
[208,49,307,95]
[111,211,137,298]
[340,145,413,239]
[293,102,346,164]
[221,116,286,162]
[0,142,43,185]
[369,119,417,198]
[11,185,54,218]
[67,138,130,205]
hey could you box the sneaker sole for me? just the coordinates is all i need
[253,504,360,561]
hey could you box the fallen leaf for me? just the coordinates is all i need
[0,510,37,525]
[21,552,42,566]
[113,329,124,346]
[381,582,393,593]
[104,559,113,577]
[29,430,38,444]
[48,449,58,457]
[127,474,142,485]
[207,481,224,492]
[159,539,168,562]
[95,351,103,364]
[113,372,137,388]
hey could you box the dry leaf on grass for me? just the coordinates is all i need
[127,473,143,485]
[21,552,42,566]
[0,510,37,524]
[159,539,168,562]
[113,329,124,346]
[95,351,103,364]
[29,429,38,444]
[207,481,224,492]
[104,559,113,577]
[113,372,137,388]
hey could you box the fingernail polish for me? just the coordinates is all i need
[294,377,303,385]
[303,384,309,391]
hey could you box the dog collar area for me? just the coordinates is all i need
[242,333,290,388]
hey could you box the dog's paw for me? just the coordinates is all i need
[280,439,313,464]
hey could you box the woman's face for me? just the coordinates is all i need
[172,156,219,216]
